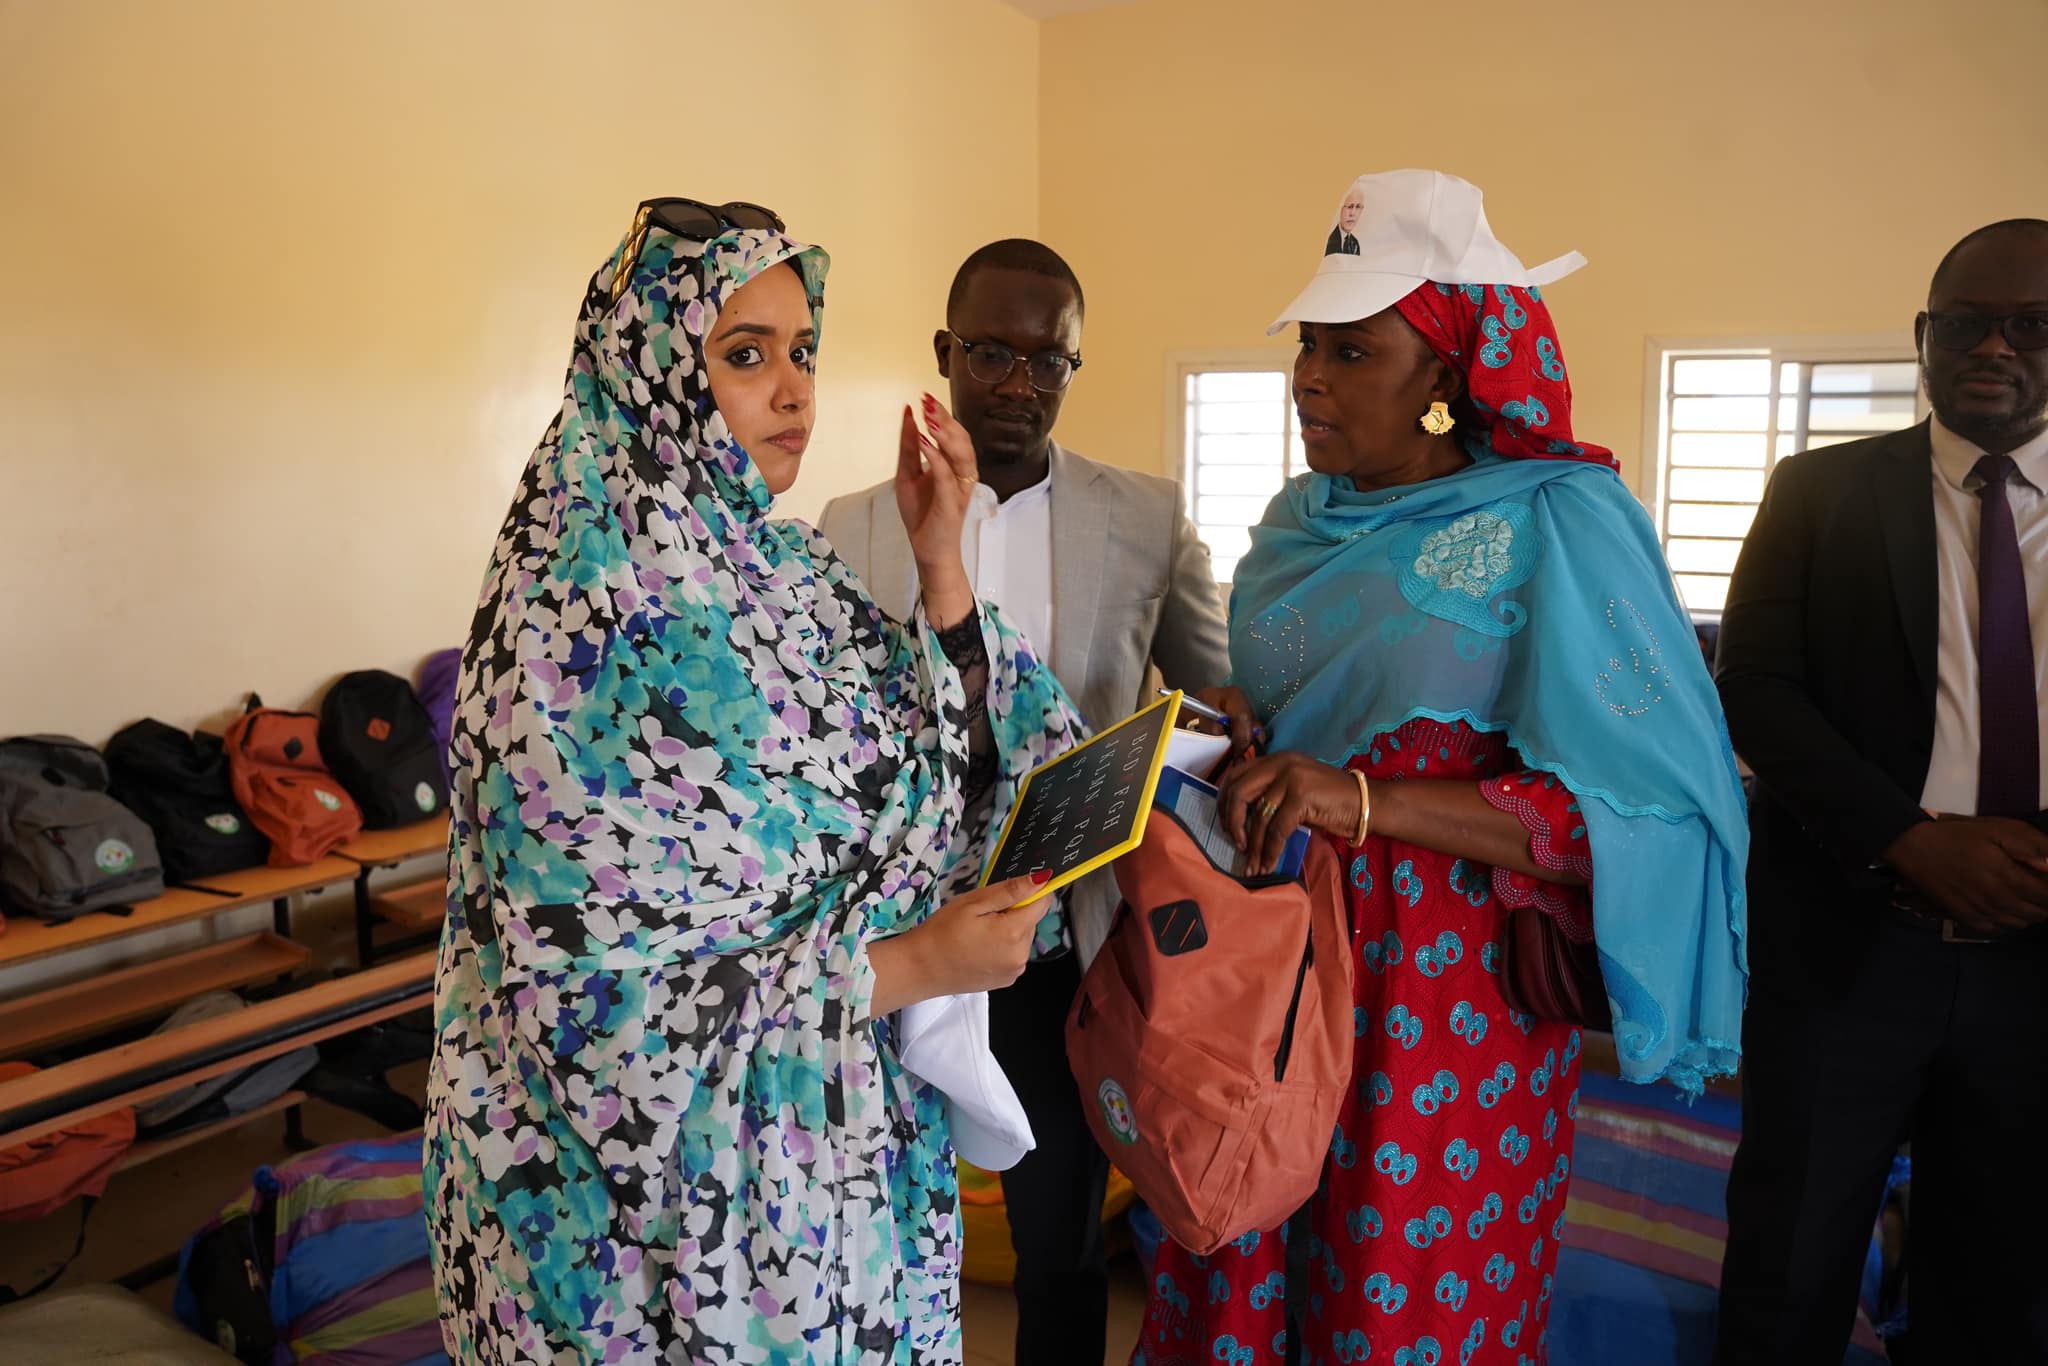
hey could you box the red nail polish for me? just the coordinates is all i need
[1031,869,1052,885]
[923,393,939,413]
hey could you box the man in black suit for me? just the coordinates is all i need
[1715,219,2048,1363]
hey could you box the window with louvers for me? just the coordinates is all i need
[1180,367,1298,584]
[1656,351,1920,615]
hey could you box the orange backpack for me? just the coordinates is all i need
[0,1060,138,1301]
[1066,814,1354,1256]
[0,1062,137,1223]
[224,699,363,866]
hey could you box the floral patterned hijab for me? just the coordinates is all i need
[424,219,1078,1362]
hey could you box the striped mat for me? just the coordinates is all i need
[1550,1069,1888,1365]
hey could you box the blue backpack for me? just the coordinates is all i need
[175,1130,447,1364]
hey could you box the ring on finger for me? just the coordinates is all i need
[1259,799,1279,817]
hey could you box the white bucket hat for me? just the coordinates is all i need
[897,990,1035,1170]
[1270,169,1586,334]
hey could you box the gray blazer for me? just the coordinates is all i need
[818,443,1231,963]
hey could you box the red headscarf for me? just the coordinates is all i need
[1392,283,1618,472]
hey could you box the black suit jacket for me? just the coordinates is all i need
[1325,227,1359,256]
[1717,421,2047,995]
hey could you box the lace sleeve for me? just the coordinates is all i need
[1478,770,1595,943]
[934,609,997,803]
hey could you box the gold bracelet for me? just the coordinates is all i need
[1351,768,1372,845]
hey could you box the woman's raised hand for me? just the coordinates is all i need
[895,393,980,579]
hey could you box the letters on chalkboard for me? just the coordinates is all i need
[984,693,1181,896]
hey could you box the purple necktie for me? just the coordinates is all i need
[1975,453,2039,818]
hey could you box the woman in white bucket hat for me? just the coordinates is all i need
[1132,170,1750,1366]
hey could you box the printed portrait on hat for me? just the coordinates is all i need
[1324,180,1366,256]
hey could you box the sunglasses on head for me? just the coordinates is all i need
[607,197,786,304]
[1922,310,2048,353]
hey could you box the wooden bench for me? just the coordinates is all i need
[334,816,449,965]
[0,858,359,972]
[0,819,444,1084]
[0,766,449,1290]
[0,947,427,1291]
[0,950,436,1155]
[0,933,311,1061]
[366,879,445,935]
[0,858,363,1069]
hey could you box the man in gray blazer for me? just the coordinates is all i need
[820,239,1229,1366]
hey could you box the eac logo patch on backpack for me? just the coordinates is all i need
[93,839,135,874]
[1098,1078,1139,1145]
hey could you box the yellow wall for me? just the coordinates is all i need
[11,0,2048,749]
[1038,0,2048,488]
[0,0,1040,744]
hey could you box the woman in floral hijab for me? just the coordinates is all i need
[424,200,1081,1364]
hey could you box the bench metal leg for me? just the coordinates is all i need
[272,894,291,937]
[283,1102,313,1153]
[354,870,375,967]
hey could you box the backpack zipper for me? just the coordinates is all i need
[1273,927,1315,1082]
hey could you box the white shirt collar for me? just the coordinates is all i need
[970,465,1053,514]
[1929,415,2048,494]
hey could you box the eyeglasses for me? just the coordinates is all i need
[608,197,785,304]
[945,331,1084,392]
[1922,311,2048,353]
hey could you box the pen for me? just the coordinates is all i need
[1160,689,1266,744]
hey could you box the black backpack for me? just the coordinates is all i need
[318,671,447,830]
[0,735,166,921]
[105,720,271,883]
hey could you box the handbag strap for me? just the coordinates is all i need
[0,1195,96,1306]
[1281,1198,1314,1366]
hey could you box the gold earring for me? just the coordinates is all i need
[1420,401,1455,436]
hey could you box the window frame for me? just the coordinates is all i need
[1640,332,1921,618]
[1167,347,1299,584]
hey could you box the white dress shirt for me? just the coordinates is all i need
[958,469,1055,661]
[1920,417,2048,814]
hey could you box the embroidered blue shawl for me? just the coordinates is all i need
[1231,454,1748,1093]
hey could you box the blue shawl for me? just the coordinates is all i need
[1230,454,1748,1093]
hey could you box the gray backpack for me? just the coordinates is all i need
[135,991,319,1133]
[0,735,165,922]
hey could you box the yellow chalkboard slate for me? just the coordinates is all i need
[982,691,1183,898]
